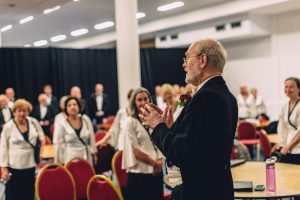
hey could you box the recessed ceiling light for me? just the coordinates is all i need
[1,25,12,32]
[50,35,67,42]
[136,12,146,19]
[33,40,48,47]
[73,0,80,1]
[24,44,32,47]
[19,16,34,24]
[157,1,184,12]
[43,5,61,14]
[94,21,114,30]
[70,29,88,36]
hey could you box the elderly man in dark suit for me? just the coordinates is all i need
[89,83,110,124]
[140,39,238,200]
[32,93,56,139]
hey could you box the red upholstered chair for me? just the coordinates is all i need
[65,158,96,200]
[237,121,257,140]
[87,175,123,200]
[258,130,272,159]
[95,132,115,173]
[106,115,115,124]
[44,135,51,145]
[35,163,76,200]
[49,124,54,139]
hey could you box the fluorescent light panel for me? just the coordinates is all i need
[94,21,114,30]
[70,29,88,36]
[43,5,61,14]
[50,35,67,42]
[33,40,48,47]
[1,25,12,32]
[157,1,184,11]
[24,44,32,47]
[19,16,34,24]
[136,12,146,19]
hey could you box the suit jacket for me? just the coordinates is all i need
[151,76,238,200]
[32,105,56,124]
[89,93,110,119]
[50,95,59,113]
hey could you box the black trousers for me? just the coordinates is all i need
[171,184,183,200]
[6,167,35,200]
[126,172,163,200]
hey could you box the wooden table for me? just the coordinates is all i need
[40,145,54,159]
[268,133,278,144]
[232,161,300,199]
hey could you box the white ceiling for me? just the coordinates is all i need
[0,0,299,47]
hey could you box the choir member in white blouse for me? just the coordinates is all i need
[122,88,164,200]
[53,96,97,166]
[0,99,45,200]
[247,88,267,118]
[160,84,183,122]
[96,89,134,151]
[277,77,300,164]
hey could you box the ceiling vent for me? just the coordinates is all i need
[155,15,270,48]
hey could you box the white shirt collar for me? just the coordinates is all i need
[196,75,221,92]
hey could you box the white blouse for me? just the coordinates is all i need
[122,116,164,174]
[53,115,97,165]
[107,108,129,151]
[278,100,300,154]
[0,117,44,169]
[247,94,266,118]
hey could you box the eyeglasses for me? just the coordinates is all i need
[183,55,200,63]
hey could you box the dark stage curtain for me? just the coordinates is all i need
[0,48,185,114]
[140,48,186,95]
[0,48,119,115]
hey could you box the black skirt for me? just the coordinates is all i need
[126,172,163,200]
[5,167,35,200]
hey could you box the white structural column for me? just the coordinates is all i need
[114,0,141,108]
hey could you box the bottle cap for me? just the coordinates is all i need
[266,156,277,165]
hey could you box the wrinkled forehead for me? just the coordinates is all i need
[185,43,196,56]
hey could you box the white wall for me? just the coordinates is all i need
[222,10,300,120]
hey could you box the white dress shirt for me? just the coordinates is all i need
[40,105,47,119]
[53,115,97,165]
[96,94,103,111]
[2,108,11,122]
[122,117,164,174]
[0,117,44,169]
[278,100,300,154]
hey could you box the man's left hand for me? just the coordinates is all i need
[139,103,167,129]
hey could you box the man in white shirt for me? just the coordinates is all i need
[0,95,13,132]
[89,83,110,124]
[32,94,55,139]
[5,88,15,109]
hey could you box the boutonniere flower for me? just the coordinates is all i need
[176,94,192,107]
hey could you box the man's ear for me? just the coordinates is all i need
[199,54,208,69]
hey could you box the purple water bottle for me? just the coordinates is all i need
[266,156,277,193]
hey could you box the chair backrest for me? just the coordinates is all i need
[65,158,96,200]
[106,115,115,124]
[87,175,123,200]
[95,131,107,141]
[112,151,127,189]
[35,163,76,200]
[95,132,115,173]
[259,131,271,159]
[237,121,256,140]
[44,135,52,145]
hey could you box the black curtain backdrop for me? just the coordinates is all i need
[0,48,185,114]
[140,48,186,94]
